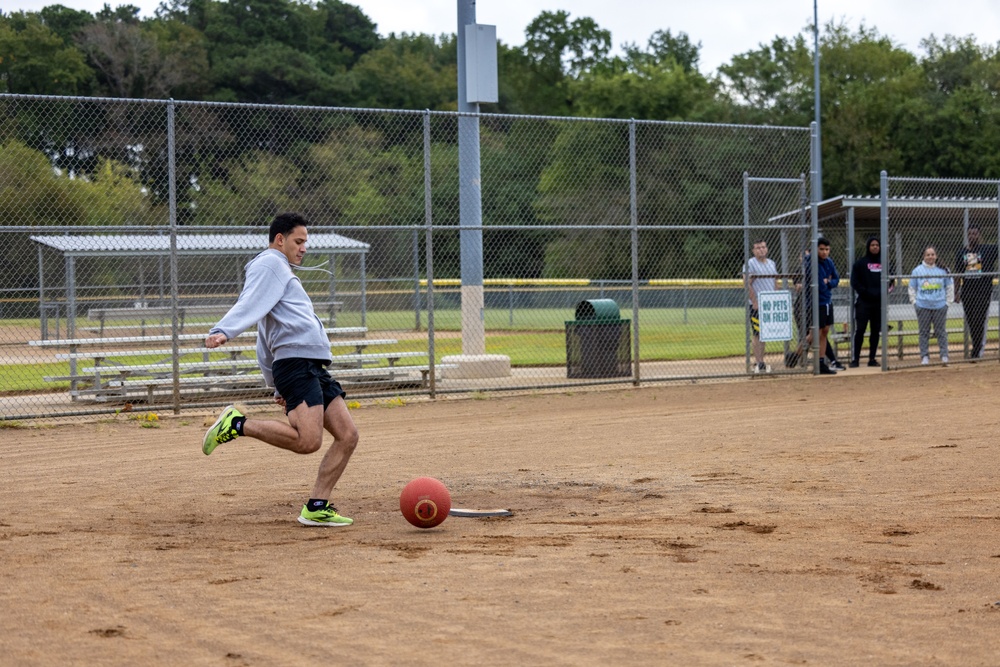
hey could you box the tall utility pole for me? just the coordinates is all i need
[456,0,485,356]
[442,0,511,379]
[813,0,822,202]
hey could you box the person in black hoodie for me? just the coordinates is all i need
[849,236,893,367]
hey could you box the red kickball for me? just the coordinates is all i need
[400,477,451,529]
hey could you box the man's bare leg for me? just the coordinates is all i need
[243,403,325,454]
[311,397,359,500]
[818,326,830,360]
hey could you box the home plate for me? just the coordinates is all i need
[448,508,513,518]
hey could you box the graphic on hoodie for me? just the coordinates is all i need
[850,236,893,303]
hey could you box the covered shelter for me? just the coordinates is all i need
[31,232,370,340]
[771,194,1000,279]
[770,194,1000,363]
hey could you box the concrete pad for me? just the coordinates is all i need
[440,354,511,379]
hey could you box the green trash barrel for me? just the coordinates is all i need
[566,299,632,378]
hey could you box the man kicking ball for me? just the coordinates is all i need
[202,212,358,527]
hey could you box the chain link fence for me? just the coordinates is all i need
[0,94,811,420]
[879,175,1000,369]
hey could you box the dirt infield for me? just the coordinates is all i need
[2,364,999,665]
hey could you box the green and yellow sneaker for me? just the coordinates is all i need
[298,504,353,527]
[202,405,243,455]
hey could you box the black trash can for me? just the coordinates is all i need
[566,299,632,378]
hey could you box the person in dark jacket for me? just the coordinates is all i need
[786,238,840,374]
[849,236,894,367]
[955,225,998,359]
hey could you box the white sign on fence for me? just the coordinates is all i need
[757,290,793,342]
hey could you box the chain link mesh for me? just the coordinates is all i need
[882,177,1000,369]
[0,94,810,420]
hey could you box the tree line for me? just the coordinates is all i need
[3,1,1000,197]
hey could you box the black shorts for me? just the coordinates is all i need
[272,358,346,414]
[806,303,835,328]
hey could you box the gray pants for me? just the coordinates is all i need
[916,306,949,358]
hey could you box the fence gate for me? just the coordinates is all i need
[743,173,812,375]
[879,174,1000,369]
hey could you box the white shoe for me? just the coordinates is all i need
[941,356,949,366]
[921,356,930,365]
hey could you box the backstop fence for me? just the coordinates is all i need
[1,93,822,419]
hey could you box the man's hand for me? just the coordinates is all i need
[205,333,227,349]
[274,395,286,408]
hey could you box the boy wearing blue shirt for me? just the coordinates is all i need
[789,237,840,374]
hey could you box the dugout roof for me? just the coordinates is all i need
[30,232,369,258]
[774,195,1000,228]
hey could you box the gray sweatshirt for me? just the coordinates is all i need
[210,249,332,388]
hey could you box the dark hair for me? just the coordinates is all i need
[269,212,308,242]
[817,237,830,247]
[752,238,767,246]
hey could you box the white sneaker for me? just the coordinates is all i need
[921,356,930,365]
[941,356,949,366]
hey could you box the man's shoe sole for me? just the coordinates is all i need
[297,516,353,527]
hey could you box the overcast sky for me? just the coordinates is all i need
[5,0,1000,73]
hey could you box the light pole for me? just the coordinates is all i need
[441,0,511,379]
[813,0,822,202]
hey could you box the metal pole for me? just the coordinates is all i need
[743,171,752,372]
[962,207,970,359]
[413,229,421,331]
[994,186,1000,360]
[457,0,485,356]
[879,171,889,370]
[423,110,436,397]
[66,255,75,341]
[846,207,855,361]
[37,246,46,340]
[167,99,181,413]
[810,122,820,373]
[508,284,514,327]
[629,119,640,386]
[813,0,823,202]
[360,253,367,328]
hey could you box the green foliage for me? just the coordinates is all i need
[190,149,302,223]
[717,34,813,126]
[197,0,375,105]
[818,23,921,195]
[573,59,718,121]
[37,5,96,43]
[0,139,86,226]
[0,12,92,94]
[350,33,456,110]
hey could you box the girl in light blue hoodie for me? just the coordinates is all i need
[908,246,954,365]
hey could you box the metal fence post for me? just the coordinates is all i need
[879,170,889,371]
[743,171,751,372]
[413,229,421,331]
[423,110,436,397]
[167,99,181,413]
[810,122,821,374]
[846,206,855,359]
[629,119,640,386]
